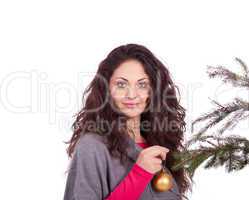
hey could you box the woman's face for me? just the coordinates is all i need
[109,59,151,118]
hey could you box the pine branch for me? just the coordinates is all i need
[235,57,249,78]
[190,97,249,144]
[171,135,249,179]
[169,58,249,192]
[206,57,249,88]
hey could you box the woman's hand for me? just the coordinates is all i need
[135,145,169,174]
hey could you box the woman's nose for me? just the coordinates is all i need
[126,86,138,99]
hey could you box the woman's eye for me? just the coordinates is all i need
[116,82,127,88]
[138,82,149,89]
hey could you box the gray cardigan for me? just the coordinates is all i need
[63,132,181,200]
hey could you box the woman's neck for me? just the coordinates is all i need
[127,116,146,143]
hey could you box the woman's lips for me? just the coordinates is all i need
[123,103,138,108]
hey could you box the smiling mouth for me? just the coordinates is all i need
[123,103,138,108]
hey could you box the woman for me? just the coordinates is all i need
[63,44,192,200]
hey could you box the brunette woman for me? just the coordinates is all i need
[63,43,192,200]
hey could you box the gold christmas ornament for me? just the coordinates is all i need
[152,163,173,192]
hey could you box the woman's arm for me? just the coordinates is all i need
[63,135,107,200]
[63,135,154,200]
[105,163,154,200]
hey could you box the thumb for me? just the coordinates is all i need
[161,149,169,160]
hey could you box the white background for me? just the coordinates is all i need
[0,0,249,199]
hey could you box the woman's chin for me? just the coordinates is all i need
[122,109,142,118]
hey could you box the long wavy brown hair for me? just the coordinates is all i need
[65,43,192,198]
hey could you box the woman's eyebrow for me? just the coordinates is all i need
[115,77,149,81]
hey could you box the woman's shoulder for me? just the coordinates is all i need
[75,132,108,154]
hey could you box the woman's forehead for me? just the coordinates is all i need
[111,60,149,80]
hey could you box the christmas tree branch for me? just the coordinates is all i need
[170,135,249,180]
[206,57,249,87]
[190,97,249,143]
[191,57,249,138]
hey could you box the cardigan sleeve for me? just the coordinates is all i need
[63,135,107,200]
[105,163,154,200]
[105,142,154,200]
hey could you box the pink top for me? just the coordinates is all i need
[105,142,154,200]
